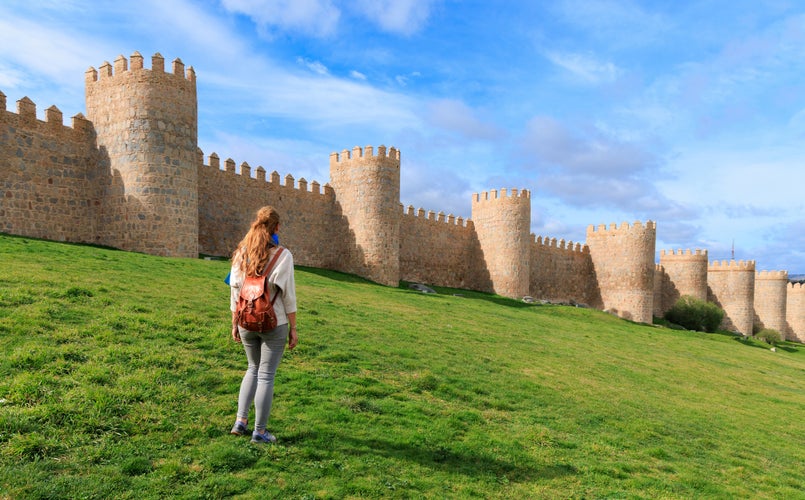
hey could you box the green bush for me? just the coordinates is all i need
[755,328,782,345]
[664,296,725,333]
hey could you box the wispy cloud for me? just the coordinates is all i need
[221,0,341,38]
[297,58,329,75]
[544,51,620,84]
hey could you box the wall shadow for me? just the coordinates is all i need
[332,435,578,483]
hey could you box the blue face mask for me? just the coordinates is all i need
[272,233,279,245]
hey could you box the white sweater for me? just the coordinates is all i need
[229,246,297,326]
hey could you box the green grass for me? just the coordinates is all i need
[1,233,804,499]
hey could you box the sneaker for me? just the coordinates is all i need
[230,422,248,436]
[250,430,277,444]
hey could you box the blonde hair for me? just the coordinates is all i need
[233,206,280,277]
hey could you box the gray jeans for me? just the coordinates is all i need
[236,323,288,432]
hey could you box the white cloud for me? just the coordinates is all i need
[297,58,329,75]
[350,70,367,80]
[221,0,341,37]
[426,99,502,140]
[523,116,654,176]
[351,0,437,35]
[545,51,620,84]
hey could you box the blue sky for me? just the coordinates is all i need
[1,0,803,273]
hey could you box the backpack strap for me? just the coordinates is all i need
[262,247,284,305]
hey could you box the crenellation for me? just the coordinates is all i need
[0,90,7,111]
[98,61,112,78]
[756,270,788,280]
[45,105,62,128]
[114,54,127,74]
[240,162,250,178]
[709,259,756,270]
[172,58,185,78]
[17,96,36,123]
[225,158,235,173]
[271,171,280,184]
[209,152,220,169]
[284,173,294,187]
[152,53,164,73]
[85,67,98,83]
[130,51,144,70]
[255,166,266,182]
[299,178,308,192]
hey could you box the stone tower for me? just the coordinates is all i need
[754,270,788,335]
[707,260,755,335]
[329,145,400,286]
[786,283,805,342]
[471,188,531,299]
[656,248,709,315]
[586,221,656,324]
[85,52,198,257]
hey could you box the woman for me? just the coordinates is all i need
[228,206,298,443]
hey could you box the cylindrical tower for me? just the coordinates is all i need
[585,221,656,324]
[329,145,400,286]
[707,260,756,335]
[658,248,708,315]
[471,188,531,299]
[85,52,198,257]
[754,271,788,335]
[787,283,805,342]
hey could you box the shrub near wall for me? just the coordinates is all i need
[664,295,725,333]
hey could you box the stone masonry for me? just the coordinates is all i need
[0,52,802,338]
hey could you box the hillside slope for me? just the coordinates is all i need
[0,234,803,498]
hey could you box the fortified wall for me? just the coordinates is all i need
[1,52,803,339]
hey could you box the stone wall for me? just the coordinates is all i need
[585,221,657,323]
[707,260,756,335]
[196,153,346,270]
[1,51,803,333]
[529,236,596,304]
[656,249,709,315]
[399,207,487,290]
[786,283,805,342]
[0,94,102,244]
[754,270,788,335]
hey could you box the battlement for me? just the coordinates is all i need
[472,188,531,203]
[0,93,93,136]
[660,248,708,259]
[402,205,472,228]
[587,220,657,235]
[756,270,789,280]
[708,259,756,271]
[533,235,590,254]
[789,282,805,292]
[329,145,400,163]
[85,52,195,83]
[199,150,332,197]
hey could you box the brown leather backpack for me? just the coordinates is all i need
[236,247,284,332]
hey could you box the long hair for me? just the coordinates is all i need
[233,206,280,277]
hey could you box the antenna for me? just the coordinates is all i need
[731,239,735,260]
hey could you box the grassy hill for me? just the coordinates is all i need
[1,234,803,499]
